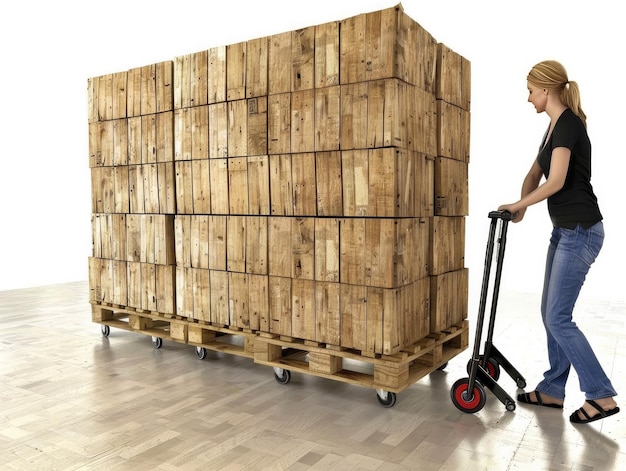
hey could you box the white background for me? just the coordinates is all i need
[1,0,623,306]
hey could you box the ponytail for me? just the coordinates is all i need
[561,81,586,128]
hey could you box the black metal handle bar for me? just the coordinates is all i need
[488,210,515,221]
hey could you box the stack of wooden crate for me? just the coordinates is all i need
[88,4,470,358]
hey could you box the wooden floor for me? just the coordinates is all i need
[0,281,623,470]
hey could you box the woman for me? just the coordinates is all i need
[498,60,619,424]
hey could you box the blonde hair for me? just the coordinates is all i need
[527,60,587,127]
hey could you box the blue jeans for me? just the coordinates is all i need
[535,221,617,401]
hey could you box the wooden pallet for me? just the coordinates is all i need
[92,302,468,395]
[254,320,468,393]
[91,302,256,358]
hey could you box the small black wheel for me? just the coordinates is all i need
[152,336,163,349]
[505,399,516,412]
[450,378,487,413]
[516,378,527,389]
[436,361,448,371]
[376,390,397,408]
[274,368,291,384]
[467,356,500,381]
[195,346,207,360]
[101,325,110,337]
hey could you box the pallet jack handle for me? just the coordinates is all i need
[488,210,514,221]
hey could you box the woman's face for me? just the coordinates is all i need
[527,81,548,113]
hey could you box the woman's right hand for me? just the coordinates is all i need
[498,204,525,223]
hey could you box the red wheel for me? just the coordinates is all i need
[467,356,501,381]
[450,378,487,413]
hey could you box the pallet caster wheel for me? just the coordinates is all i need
[101,325,110,337]
[195,346,207,360]
[152,336,163,349]
[436,361,448,371]
[450,378,487,413]
[467,356,500,381]
[273,367,291,384]
[376,389,397,408]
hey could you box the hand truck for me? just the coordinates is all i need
[450,210,527,413]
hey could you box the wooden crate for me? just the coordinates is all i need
[436,43,471,111]
[174,50,208,109]
[430,268,469,332]
[437,100,470,162]
[174,106,209,161]
[340,217,429,288]
[127,61,173,117]
[429,216,465,275]
[434,157,469,216]
[339,5,437,90]
[87,72,127,123]
[339,79,437,156]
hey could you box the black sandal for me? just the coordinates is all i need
[517,391,564,409]
[570,400,620,424]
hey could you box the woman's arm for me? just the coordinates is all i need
[499,147,570,222]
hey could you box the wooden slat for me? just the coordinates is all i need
[268,217,291,277]
[291,89,315,153]
[246,216,268,275]
[291,217,314,280]
[208,215,227,271]
[315,86,340,151]
[268,93,291,155]
[340,82,368,150]
[292,27,315,91]
[247,155,270,215]
[227,99,248,157]
[191,159,211,214]
[209,158,229,214]
[341,149,369,216]
[228,157,248,214]
[291,152,316,216]
[229,272,249,329]
[268,31,291,95]
[247,97,268,156]
[291,279,316,341]
[208,102,228,158]
[314,21,339,88]
[314,281,340,345]
[269,275,292,336]
[246,37,268,98]
[208,46,227,104]
[269,154,293,216]
[315,151,342,216]
[227,215,246,273]
[226,42,247,101]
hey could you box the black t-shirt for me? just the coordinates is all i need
[537,108,602,229]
